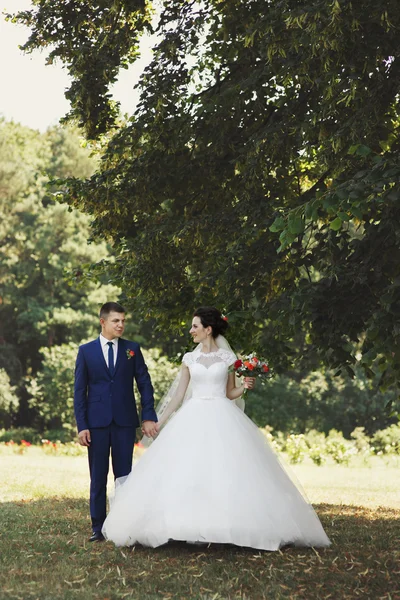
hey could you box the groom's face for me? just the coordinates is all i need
[100,311,125,340]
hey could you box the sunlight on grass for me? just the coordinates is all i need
[0,448,89,501]
[292,457,400,509]
[0,450,399,599]
[1,448,399,509]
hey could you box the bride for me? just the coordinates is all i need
[102,307,331,550]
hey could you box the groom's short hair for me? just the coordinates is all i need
[99,302,126,319]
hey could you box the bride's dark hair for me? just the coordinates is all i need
[193,307,228,338]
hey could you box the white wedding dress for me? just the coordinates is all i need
[102,348,331,550]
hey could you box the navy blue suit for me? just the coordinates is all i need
[74,337,157,532]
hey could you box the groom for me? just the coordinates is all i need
[74,302,157,542]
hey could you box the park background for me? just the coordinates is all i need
[0,1,400,599]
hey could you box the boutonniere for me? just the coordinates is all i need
[126,349,135,359]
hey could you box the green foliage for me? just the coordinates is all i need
[7,2,152,138]
[0,119,120,426]
[325,430,357,466]
[27,343,79,433]
[0,427,41,444]
[350,427,372,455]
[9,0,400,392]
[371,423,400,455]
[267,424,399,465]
[245,368,399,435]
[284,433,308,464]
[140,347,180,404]
[303,430,329,466]
[0,369,19,429]
[42,428,76,444]
[40,439,85,456]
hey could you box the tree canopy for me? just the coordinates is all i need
[10,1,400,390]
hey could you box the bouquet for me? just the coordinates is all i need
[230,353,272,395]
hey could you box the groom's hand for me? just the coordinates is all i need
[141,420,158,438]
[78,429,91,446]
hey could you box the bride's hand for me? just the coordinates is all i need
[244,377,256,390]
[142,420,158,438]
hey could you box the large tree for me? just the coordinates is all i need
[10,1,400,389]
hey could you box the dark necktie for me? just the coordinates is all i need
[107,341,115,376]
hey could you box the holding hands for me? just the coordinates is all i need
[141,420,158,438]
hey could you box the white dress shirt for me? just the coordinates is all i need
[99,334,119,368]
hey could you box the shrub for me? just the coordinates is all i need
[0,440,33,455]
[40,439,85,456]
[0,427,41,444]
[0,369,19,428]
[42,428,76,443]
[371,423,400,455]
[27,343,78,432]
[304,430,329,466]
[244,368,399,436]
[308,445,328,466]
[350,427,372,456]
[285,434,308,464]
[325,430,357,465]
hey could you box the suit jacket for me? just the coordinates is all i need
[74,337,157,432]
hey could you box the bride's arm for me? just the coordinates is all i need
[226,373,255,400]
[157,364,191,427]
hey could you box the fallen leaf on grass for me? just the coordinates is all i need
[64,577,86,586]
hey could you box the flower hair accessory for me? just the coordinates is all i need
[222,315,228,321]
[126,349,135,359]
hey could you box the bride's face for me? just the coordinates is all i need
[190,316,211,343]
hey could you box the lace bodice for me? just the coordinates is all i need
[182,348,236,399]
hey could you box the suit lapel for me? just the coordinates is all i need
[113,338,124,377]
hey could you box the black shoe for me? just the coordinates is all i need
[89,531,105,542]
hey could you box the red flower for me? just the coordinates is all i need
[262,364,270,372]
[244,361,254,370]
[126,349,135,359]
[222,315,228,321]
[251,357,259,364]
[129,350,135,356]
[21,440,31,447]
[233,359,243,369]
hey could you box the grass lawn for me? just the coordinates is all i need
[0,449,399,599]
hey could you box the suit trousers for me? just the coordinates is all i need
[88,421,136,532]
